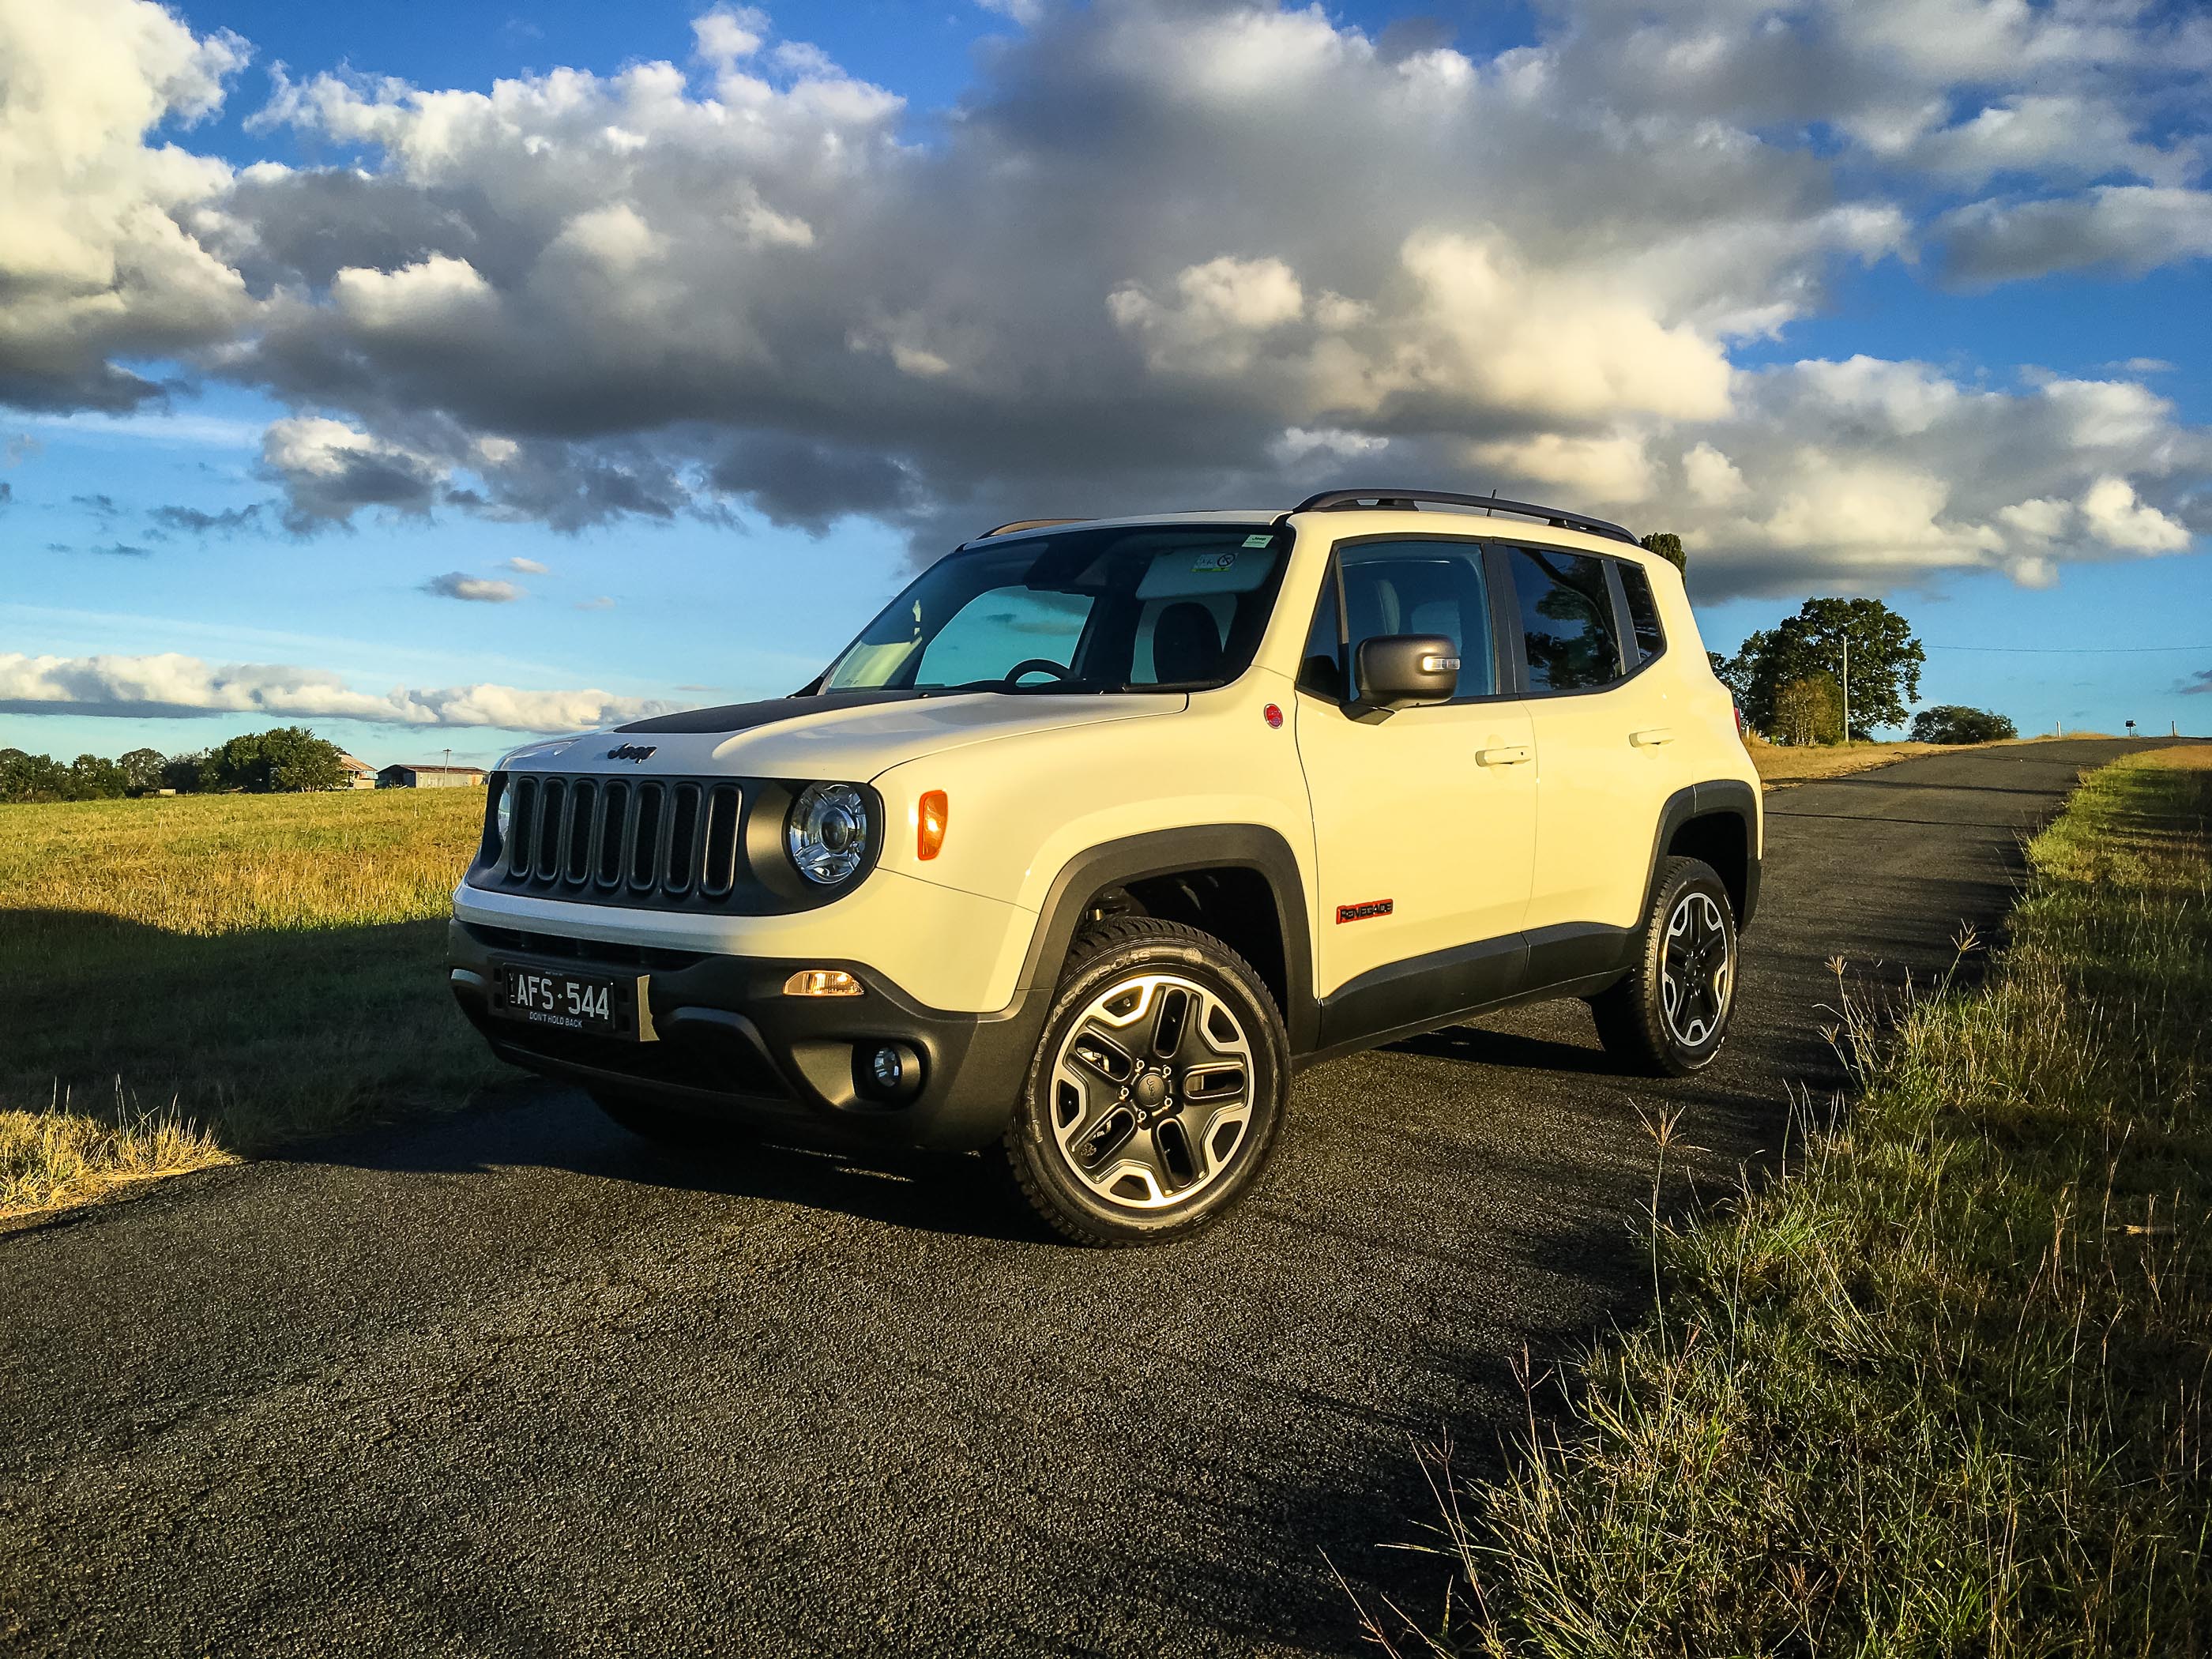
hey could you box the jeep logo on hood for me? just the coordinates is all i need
[605,743,659,763]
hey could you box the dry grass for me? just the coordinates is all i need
[0,789,501,1221]
[1382,747,2212,1657]
[1748,731,2131,788]
[0,1085,235,1217]
[1747,735,1966,784]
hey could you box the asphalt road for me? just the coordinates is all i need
[0,739,2157,1657]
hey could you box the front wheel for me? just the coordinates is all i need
[1589,856,1740,1076]
[1003,918,1291,1247]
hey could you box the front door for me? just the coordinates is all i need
[1292,536,1539,1045]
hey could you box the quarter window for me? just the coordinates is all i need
[1300,540,1498,703]
[1618,562,1666,664]
[1508,548,1624,692]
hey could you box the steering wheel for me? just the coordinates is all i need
[1004,658,1076,684]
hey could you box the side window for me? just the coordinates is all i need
[915,586,1092,684]
[1618,561,1665,664]
[1508,548,1624,693]
[1299,540,1498,702]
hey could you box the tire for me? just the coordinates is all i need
[591,1090,750,1152]
[1003,917,1291,1247]
[1589,856,1740,1077]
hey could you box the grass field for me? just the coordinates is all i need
[1,788,498,1218]
[1745,730,2119,786]
[1417,747,2211,1656]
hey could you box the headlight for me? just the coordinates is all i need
[787,782,872,885]
[493,781,513,852]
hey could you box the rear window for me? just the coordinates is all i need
[1508,547,1625,692]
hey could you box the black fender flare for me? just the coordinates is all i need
[1012,825,1317,1052]
[1644,779,1762,928]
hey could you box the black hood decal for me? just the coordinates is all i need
[615,689,923,735]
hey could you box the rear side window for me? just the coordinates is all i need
[1618,562,1666,664]
[1508,547,1625,692]
[1300,540,1499,702]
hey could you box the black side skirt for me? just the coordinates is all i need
[1302,920,1635,1067]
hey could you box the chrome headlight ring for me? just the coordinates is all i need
[786,782,874,886]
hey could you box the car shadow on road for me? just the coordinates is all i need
[278,1085,1057,1244]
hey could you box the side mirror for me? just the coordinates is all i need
[1351,634,1459,717]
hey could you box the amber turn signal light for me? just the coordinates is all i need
[916,790,949,860]
[783,969,863,998]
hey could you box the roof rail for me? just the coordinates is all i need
[977,517,1086,539]
[1291,488,1638,547]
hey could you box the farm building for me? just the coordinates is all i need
[378,763,486,789]
[335,754,377,789]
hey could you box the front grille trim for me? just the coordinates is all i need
[488,772,743,910]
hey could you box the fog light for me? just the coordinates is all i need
[784,969,863,998]
[860,1040,924,1101]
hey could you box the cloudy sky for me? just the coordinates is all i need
[3,0,2208,765]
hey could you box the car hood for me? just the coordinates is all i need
[502,690,1186,781]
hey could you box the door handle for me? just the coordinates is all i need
[1629,727,1676,747]
[1476,744,1532,766]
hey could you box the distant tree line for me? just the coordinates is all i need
[0,727,349,803]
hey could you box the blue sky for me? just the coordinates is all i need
[4,0,2208,766]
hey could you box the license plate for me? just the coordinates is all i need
[493,961,651,1040]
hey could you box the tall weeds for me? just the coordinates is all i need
[1425,752,2212,1657]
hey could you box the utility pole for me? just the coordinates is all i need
[1840,632,1851,744]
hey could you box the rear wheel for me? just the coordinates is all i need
[1003,917,1290,1247]
[591,1090,750,1151]
[1589,856,1739,1076]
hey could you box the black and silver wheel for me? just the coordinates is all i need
[1589,856,1739,1076]
[1004,917,1290,1246]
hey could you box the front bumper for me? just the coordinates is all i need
[446,920,1047,1152]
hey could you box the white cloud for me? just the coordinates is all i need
[259,416,446,529]
[421,571,525,603]
[2078,476,2190,553]
[501,556,549,574]
[1941,186,2212,284]
[1270,427,1387,465]
[1682,441,1747,506]
[0,0,253,408]
[691,7,768,66]
[1470,431,1656,505]
[0,0,2204,592]
[0,650,671,731]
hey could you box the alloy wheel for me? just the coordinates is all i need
[1046,972,1254,1210]
[1660,890,1732,1048]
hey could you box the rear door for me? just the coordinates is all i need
[1503,544,1676,954]
[1292,536,1538,1039]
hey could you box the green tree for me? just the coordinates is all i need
[1772,675,1845,745]
[1732,598,1924,739]
[1638,531,1687,574]
[118,747,167,794]
[201,727,347,792]
[1911,705,2018,744]
[0,750,73,803]
[161,750,210,793]
[67,754,129,799]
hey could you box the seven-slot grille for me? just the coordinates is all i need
[496,774,743,904]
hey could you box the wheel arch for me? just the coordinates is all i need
[1646,780,1761,927]
[1015,826,1316,1051]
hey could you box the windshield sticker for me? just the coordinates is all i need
[1241,533,1273,548]
[1191,550,1239,574]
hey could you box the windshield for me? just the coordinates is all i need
[821,524,1290,694]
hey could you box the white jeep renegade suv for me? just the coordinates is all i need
[449,489,1760,1245]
